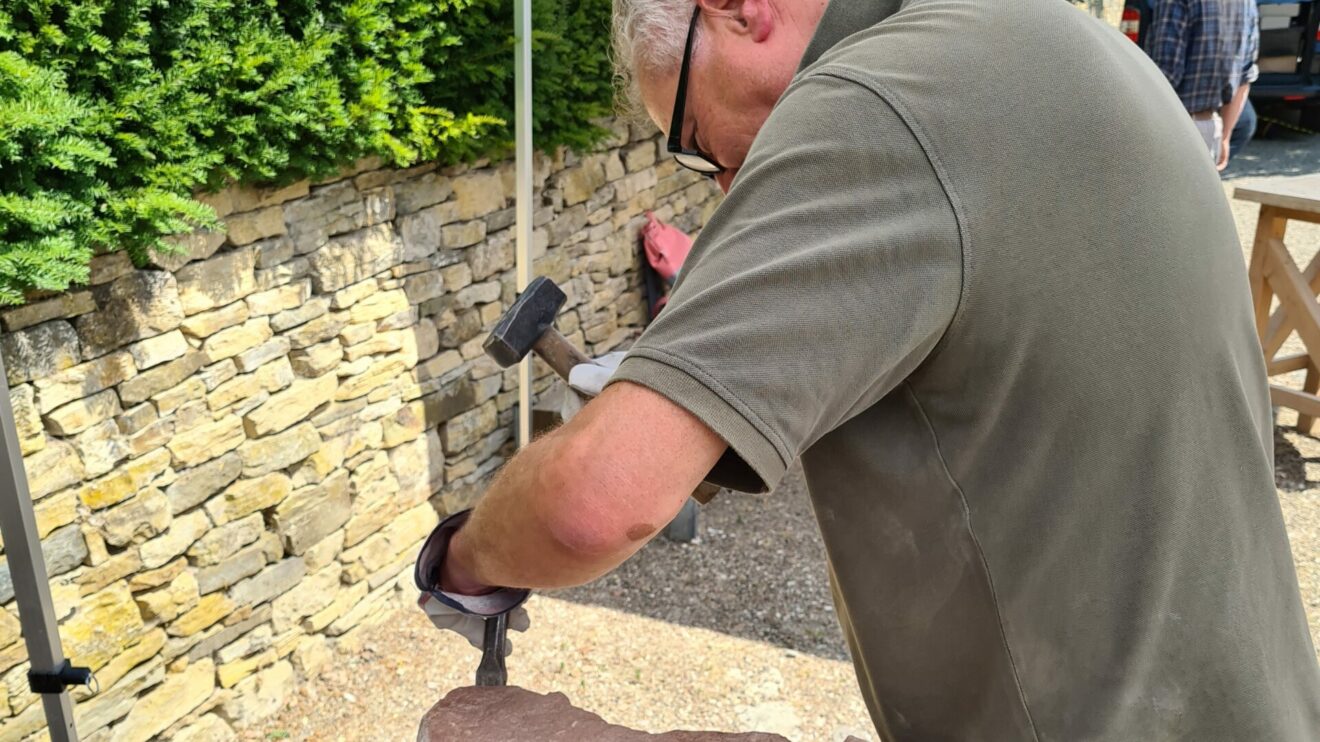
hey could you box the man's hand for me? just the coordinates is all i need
[418,594,530,656]
[559,351,626,421]
[1217,136,1231,171]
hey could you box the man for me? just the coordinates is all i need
[1144,0,1260,169]
[417,0,1320,739]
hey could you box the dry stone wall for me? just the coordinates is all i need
[0,121,720,741]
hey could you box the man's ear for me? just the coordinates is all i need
[697,0,775,42]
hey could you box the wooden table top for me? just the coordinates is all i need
[1235,174,1320,216]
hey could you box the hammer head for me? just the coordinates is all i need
[483,276,567,367]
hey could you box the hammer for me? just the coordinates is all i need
[483,276,591,382]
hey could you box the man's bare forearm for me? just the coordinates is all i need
[1221,83,1250,141]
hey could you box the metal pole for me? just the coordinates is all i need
[514,0,534,448]
[0,357,78,741]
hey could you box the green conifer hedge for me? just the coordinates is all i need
[0,0,615,305]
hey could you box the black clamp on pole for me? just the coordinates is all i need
[29,661,95,695]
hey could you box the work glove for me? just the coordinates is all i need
[415,510,531,656]
[559,351,627,422]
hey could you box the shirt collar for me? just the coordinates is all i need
[798,0,907,72]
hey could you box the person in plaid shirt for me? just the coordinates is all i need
[1143,0,1260,170]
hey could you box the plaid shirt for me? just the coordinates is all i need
[1143,0,1260,114]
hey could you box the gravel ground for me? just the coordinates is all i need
[249,133,1320,742]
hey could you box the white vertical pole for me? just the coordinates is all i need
[514,0,534,448]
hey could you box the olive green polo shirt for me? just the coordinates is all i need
[611,0,1320,739]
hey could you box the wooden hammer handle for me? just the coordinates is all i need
[531,329,592,381]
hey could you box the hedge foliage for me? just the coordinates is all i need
[0,0,616,305]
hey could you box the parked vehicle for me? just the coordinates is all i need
[1123,0,1320,116]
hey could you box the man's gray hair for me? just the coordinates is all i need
[612,0,693,121]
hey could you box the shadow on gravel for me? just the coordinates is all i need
[549,465,854,663]
[1223,133,1320,180]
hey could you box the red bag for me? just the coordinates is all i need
[640,212,693,284]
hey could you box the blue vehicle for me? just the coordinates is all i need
[1123,0,1320,112]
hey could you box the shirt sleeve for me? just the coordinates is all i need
[609,73,963,493]
[1242,5,1260,86]
[1144,0,1190,89]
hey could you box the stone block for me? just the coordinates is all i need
[470,235,514,282]
[242,373,337,437]
[25,439,85,499]
[125,417,173,458]
[175,247,258,316]
[139,509,210,569]
[173,714,238,742]
[308,224,403,292]
[454,280,501,310]
[226,205,286,246]
[150,228,227,271]
[0,524,85,601]
[33,350,135,413]
[75,272,185,359]
[204,317,273,361]
[206,371,265,412]
[229,557,306,608]
[94,488,171,547]
[289,340,341,377]
[271,561,341,633]
[77,446,170,509]
[559,156,607,206]
[624,141,657,172]
[452,170,507,220]
[252,234,296,269]
[403,270,445,304]
[254,256,310,291]
[166,453,243,514]
[390,429,445,497]
[303,530,344,571]
[336,355,409,401]
[116,401,157,435]
[302,578,366,628]
[185,603,271,661]
[168,414,245,467]
[233,336,291,374]
[179,300,251,339]
[255,355,296,393]
[271,474,351,555]
[58,582,143,672]
[342,329,405,363]
[216,659,293,726]
[76,547,142,596]
[168,594,235,637]
[189,512,263,566]
[135,570,200,621]
[439,309,482,349]
[398,202,459,260]
[232,181,311,213]
[441,401,498,454]
[246,281,309,318]
[118,350,208,405]
[331,278,379,310]
[129,555,187,592]
[0,291,96,332]
[394,172,452,214]
[10,384,44,455]
[441,219,486,248]
[195,539,268,596]
[218,646,277,688]
[284,311,347,350]
[348,289,408,324]
[238,421,321,477]
[205,472,292,525]
[111,659,215,742]
[1,320,80,386]
[271,295,329,332]
[73,417,130,476]
[43,387,121,436]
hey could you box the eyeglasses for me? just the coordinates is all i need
[667,6,725,177]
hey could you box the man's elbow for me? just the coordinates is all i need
[536,434,663,570]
